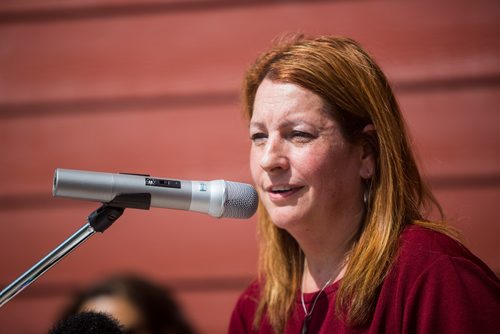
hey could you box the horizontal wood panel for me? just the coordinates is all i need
[1,87,498,196]
[178,289,244,333]
[433,187,500,273]
[0,0,498,103]
[0,295,66,333]
[0,0,217,12]
[0,205,258,284]
[0,104,251,195]
[399,86,500,178]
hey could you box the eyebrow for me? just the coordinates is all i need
[249,119,316,129]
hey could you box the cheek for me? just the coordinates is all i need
[291,148,332,179]
[249,147,261,182]
[293,145,359,194]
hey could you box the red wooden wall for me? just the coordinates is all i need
[0,0,499,332]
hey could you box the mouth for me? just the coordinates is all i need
[266,185,304,199]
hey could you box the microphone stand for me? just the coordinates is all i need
[0,204,125,308]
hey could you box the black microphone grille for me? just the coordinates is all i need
[222,181,259,219]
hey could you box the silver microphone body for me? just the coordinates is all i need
[53,169,258,219]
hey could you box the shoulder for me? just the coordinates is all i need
[229,279,262,333]
[235,279,262,307]
[394,224,499,287]
[398,224,491,269]
[387,224,500,333]
[399,224,464,254]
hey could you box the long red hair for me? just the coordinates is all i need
[242,35,456,333]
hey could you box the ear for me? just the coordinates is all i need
[359,124,376,180]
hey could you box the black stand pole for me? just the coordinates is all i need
[0,205,124,308]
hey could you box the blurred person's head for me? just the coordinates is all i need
[58,274,195,334]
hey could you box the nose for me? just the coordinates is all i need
[259,136,289,172]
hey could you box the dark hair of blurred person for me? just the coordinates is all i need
[48,311,123,334]
[57,274,195,334]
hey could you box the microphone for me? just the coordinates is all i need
[53,169,258,219]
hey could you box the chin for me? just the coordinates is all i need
[267,209,305,232]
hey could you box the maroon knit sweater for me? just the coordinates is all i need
[229,225,500,333]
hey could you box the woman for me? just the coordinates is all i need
[229,36,500,333]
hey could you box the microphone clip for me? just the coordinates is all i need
[87,193,151,233]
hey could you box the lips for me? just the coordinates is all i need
[265,184,304,200]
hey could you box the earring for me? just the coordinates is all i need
[363,179,372,207]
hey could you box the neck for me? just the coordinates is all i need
[295,209,363,293]
[301,245,349,293]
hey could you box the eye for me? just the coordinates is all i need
[250,132,268,145]
[290,130,315,143]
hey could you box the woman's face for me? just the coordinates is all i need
[249,79,367,233]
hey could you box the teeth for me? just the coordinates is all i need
[271,186,293,192]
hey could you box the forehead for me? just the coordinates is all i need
[251,79,331,127]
